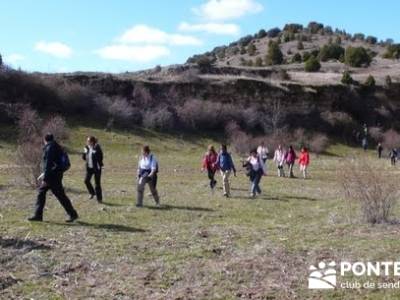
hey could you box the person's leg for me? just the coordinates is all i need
[207,169,214,189]
[289,163,294,177]
[136,177,146,207]
[94,170,102,202]
[225,171,231,196]
[84,168,95,197]
[254,171,262,194]
[148,176,160,205]
[32,184,50,219]
[50,177,78,218]
[220,171,227,195]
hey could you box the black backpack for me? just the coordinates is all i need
[59,147,71,172]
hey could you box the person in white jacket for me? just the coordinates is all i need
[273,145,286,177]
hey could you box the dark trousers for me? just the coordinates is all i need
[250,170,263,195]
[34,175,77,218]
[207,169,217,189]
[84,168,102,201]
[391,157,396,166]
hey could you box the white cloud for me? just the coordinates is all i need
[193,0,263,21]
[118,25,202,46]
[4,53,25,64]
[178,22,240,35]
[95,45,170,62]
[34,41,72,58]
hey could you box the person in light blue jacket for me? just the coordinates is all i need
[216,144,236,197]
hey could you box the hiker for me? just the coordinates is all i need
[136,145,160,207]
[28,133,78,222]
[257,141,269,164]
[201,145,218,191]
[285,145,297,178]
[389,148,398,166]
[82,136,104,203]
[243,149,266,198]
[216,144,236,197]
[298,147,310,179]
[273,145,286,177]
[362,137,368,151]
[377,143,383,159]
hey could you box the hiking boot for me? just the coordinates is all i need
[66,214,78,223]
[89,194,95,200]
[28,216,43,222]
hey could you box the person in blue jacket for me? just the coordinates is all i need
[216,144,236,197]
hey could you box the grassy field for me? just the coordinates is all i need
[1,125,400,299]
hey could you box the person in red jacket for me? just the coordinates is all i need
[201,145,219,191]
[298,147,310,179]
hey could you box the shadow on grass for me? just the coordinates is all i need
[48,221,145,233]
[0,237,52,250]
[102,202,126,207]
[145,204,214,212]
[285,195,319,202]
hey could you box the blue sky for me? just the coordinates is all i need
[0,0,398,73]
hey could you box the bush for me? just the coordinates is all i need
[353,33,365,41]
[247,43,256,56]
[267,27,281,38]
[341,70,353,84]
[318,44,345,61]
[366,36,377,45]
[385,75,392,87]
[302,51,311,62]
[297,41,304,50]
[283,23,303,33]
[255,57,263,67]
[304,56,321,72]
[108,97,142,128]
[265,41,283,65]
[335,36,342,45]
[309,134,329,155]
[338,159,398,224]
[364,75,375,87]
[143,106,176,131]
[382,129,400,150]
[256,29,267,39]
[15,107,69,188]
[307,22,324,34]
[383,44,400,59]
[291,53,302,63]
[345,46,371,67]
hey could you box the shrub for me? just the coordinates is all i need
[369,127,383,143]
[291,53,302,63]
[383,44,400,59]
[225,121,255,155]
[247,43,256,56]
[366,36,377,45]
[267,27,281,38]
[302,51,311,62]
[297,41,304,50]
[385,75,392,87]
[304,56,321,72]
[196,55,214,70]
[353,33,365,41]
[0,54,3,68]
[341,70,353,84]
[345,46,371,67]
[335,36,342,45]
[283,23,303,33]
[309,134,329,155]
[318,44,345,61]
[256,29,267,39]
[108,97,142,128]
[15,107,68,188]
[255,57,263,67]
[382,129,400,150]
[307,22,324,34]
[338,159,398,224]
[364,75,375,87]
[143,106,176,131]
[265,41,283,65]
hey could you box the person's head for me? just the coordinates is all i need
[289,145,293,151]
[142,145,151,157]
[260,141,265,146]
[44,133,54,144]
[221,144,227,153]
[208,145,216,154]
[87,136,97,147]
[302,147,308,152]
[278,144,282,150]
[250,148,258,157]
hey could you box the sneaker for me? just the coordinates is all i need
[28,216,43,222]
[89,194,95,199]
[66,214,78,223]
[250,193,256,198]
[136,204,143,208]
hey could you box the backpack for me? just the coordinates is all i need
[59,149,71,172]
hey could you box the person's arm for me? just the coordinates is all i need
[97,145,104,167]
[230,154,236,175]
[148,155,157,177]
[201,155,207,171]
[43,145,56,183]
[82,146,88,161]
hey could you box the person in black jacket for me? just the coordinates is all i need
[28,134,78,222]
[82,136,104,202]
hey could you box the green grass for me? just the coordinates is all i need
[1,126,400,299]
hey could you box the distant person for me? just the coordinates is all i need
[28,133,78,222]
[257,142,269,164]
[216,144,236,198]
[298,147,310,179]
[136,145,160,207]
[201,145,218,191]
[82,136,104,203]
[389,148,398,166]
[273,145,286,177]
[362,137,368,151]
[377,143,383,159]
[285,145,297,178]
[243,149,266,198]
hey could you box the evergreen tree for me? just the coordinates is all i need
[265,41,283,65]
